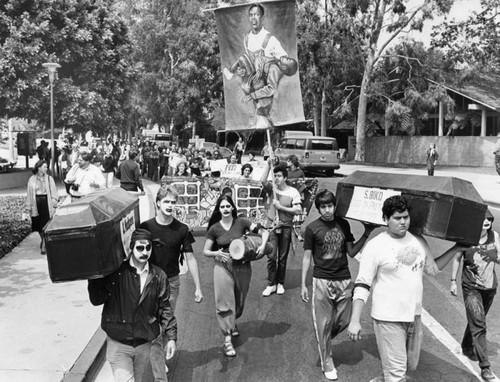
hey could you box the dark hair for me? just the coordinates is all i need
[221,187,233,197]
[382,195,410,220]
[273,164,288,178]
[156,184,179,203]
[79,152,92,162]
[287,155,300,168]
[314,189,336,210]
[32,160,48,175]
[207,195,238,230]
[241,163,253,175]
[129,150,138,160]
[249,3,264,16]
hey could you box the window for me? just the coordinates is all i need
[310,139,337,150]
[285,139,296,149]
[295,139,305,149]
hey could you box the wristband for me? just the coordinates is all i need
[451,279,456,282]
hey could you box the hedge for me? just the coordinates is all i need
[0,195,32,259]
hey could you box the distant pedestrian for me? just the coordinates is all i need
[64,152,106,199]
[261,142,271,161]
[286,154,305,180]
[450,209,500,381]
[494,133,500,176]
[426,143,439,176]
[301,189,374,380]
[101,147,115,188]
[26,160,59,255]
[88,228,177,382]
[235,137,245,164]
[116,151,145,194]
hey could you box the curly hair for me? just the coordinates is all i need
[382,195,410,220]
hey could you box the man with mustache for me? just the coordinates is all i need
[140,185,203,381]
[347,195,465,382]
[88,228,176,382]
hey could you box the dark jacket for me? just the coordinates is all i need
[88,261,177,344]
[116,159,144,192]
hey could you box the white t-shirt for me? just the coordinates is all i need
[246,27,287,59]
[353,231,438,322]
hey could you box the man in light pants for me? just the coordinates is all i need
[347,195,464,382]
[301,189,374,380]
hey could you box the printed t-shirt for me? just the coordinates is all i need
[263,183,301,226]
[303,217,355,281]
[462,230,499,290]
[140,218,195,278]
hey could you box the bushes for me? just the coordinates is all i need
[0,195,32,259]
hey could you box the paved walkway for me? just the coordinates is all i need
[0,165,499,382]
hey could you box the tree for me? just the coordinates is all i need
[328,0,454,161]
[0,0,135,135]
[119,0,222,138]
[432,0,500,72]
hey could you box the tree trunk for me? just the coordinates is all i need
[321,86,328,137]
[312,92,320,136]
[355,55,374,162]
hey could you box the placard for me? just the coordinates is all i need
[120,209,136,258]
[346,187,401,225]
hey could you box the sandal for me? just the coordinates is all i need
[232,325,239,337]
[223,340,236,357]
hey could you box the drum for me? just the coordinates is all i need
[229,236,273,261]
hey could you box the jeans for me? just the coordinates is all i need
[148,274,181,382]
[372,316,423,382]
[106,336,152,382]
[461,285,496,369]
[312,278,352,373]
[267,226,292,286]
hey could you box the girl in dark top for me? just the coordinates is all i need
[203,195,269,357]
[450,209,500,381]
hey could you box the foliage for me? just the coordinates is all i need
[0,0,135,135]
[119,0,222,137]
[370,40,454,135]
[0,195,31,259]
[432,0,500,72]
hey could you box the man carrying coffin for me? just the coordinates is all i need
[88,228,176,382]
[347,195,465,382]
[301,189,374,380]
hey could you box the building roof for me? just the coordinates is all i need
[429,71,500,112]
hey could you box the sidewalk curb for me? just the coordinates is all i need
[61,328,106,382]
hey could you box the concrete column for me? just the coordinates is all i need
[481,109,487,137]
[438,101,444,136]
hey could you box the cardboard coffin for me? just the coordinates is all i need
[44,188,140,282]
[335,171,487,245]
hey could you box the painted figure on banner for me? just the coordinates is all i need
[215,1,304,129]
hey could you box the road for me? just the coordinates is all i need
[96,175,500,382]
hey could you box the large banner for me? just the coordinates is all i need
[214,1,305,130]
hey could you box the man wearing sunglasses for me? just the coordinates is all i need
[140,184,203,381]
[88,228,176,382]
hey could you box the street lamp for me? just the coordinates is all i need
[42,62,61,177]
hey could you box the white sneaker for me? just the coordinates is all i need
[324,368,338,380]
[262,285,277,297]
[277,284,285,295]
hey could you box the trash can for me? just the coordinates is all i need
[44,187,140,282]
[335,171,487,245]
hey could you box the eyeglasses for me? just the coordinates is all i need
[135,244,152,252]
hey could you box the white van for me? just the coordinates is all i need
[274,131,340,176]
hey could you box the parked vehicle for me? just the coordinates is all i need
[274,131,340,176]
[202,142,233,159]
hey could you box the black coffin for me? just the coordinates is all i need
[44,188,140,282]
[335,171,487,245]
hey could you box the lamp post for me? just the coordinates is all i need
[42,62,61,177]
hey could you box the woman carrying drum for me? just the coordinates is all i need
[203,195,269,357]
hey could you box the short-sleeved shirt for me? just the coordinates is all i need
[140,218,195,278]
[263,183,302,226]
[303,218,354,280]
[462,230,499,290]
[206,217,252,252]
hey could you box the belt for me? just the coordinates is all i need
[119,338,149,347]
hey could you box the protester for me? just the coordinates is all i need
[246,152,257,163]
[140,185,203,381]
[260,161,302,296]
[261,142,271,161]
[241,163,253,179]
[158,147,170,179]
[149,143,160,181]
[301,189,374,380]
[101,147,115,188]
[64,152,106,199]
[174,161,190,177]
[26,160,59,255]
[88,228,177,382]
[347,195,465,382]
[116,150,145,193]
[203,195,269,356]
[450,209,500,381]
[286,154,305,180]
[36,140,49,161]
[235,137,245,164]
[229,153,238,165]
[426,143,439,176]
